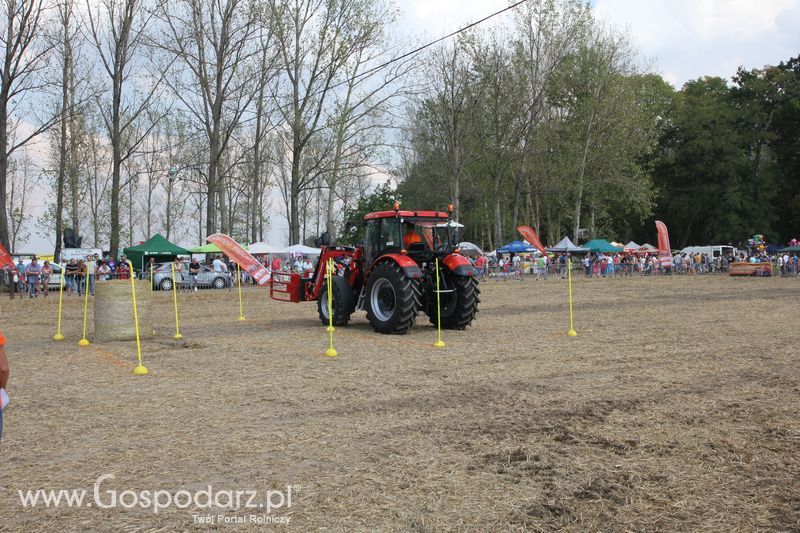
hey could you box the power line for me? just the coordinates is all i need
[351,0,530,83]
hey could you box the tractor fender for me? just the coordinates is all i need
[373,254,422,279]
[444,253,474,277]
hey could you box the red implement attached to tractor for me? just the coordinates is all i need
[270,207,480,334]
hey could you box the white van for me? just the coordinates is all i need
[679,245,735,259]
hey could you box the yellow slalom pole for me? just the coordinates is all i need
[171,262,183,339]
[150,263,154,291]
[326,258,334,333]
[324,258,337,357]
[237,262,245,321]
[53,269,65,341]
[433,258,445,348]
[78,264,91,346]
[129,261,148,375]
[568,256,577,337]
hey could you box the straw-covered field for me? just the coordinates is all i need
[1,274,799,531]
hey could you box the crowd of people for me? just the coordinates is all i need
[4,245,797,300]
[1,254,135,299]
[473,249,800,280]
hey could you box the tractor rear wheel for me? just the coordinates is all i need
[318,275,355,326]
[427,274,480,330]
[366,261,420,334]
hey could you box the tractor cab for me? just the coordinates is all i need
[362,209,459,268]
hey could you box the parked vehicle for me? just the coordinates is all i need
[679,245,735,259]
[152,261,231,290]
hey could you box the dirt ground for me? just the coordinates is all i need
[0,274,798,531]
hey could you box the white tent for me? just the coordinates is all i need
[286,244,322,255]
[547,236,588,253]
[457,241,483,257]
[248,242,288,255]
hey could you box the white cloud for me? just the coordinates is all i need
[591,0,800,86]
[397,0,800,87]
[398,0,509,37]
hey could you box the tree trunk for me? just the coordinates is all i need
[289,146,302,243]
[325,186,336,240]
[511,172,523,231]
[573,116,595,242]
[205,137,219,237]
[0,85,9,249]
[493,179,503,246]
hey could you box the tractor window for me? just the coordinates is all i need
[380,219,402,252]
[364,220,379,264]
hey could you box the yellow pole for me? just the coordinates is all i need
[53,267,65,341]
[325,258,334,333]
[171,262,183,339]
[568,256,577,337]
[433,258,445,348]
[324,258,337,357]
[78,262,91,346]
[237,262,245,321]
[150,262,153,290]
[129,260,148,375]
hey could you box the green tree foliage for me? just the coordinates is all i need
[399,1,663,249]
[652,56,800,246]
[340,182,399,245]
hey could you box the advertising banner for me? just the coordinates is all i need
[516,226,549,256]
[207,234,271,286]
[655,221,672,267]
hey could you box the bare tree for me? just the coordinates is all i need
[154,0,262,237]
[6,150,37,249]
[81,114,112,246]
[248,25,279,243]
[85,0,167,257]
[52,0,77,259]
[512,0,591,233]
[271,0,390,244]
[0,0,57,250]
[322,1,413,240]
[412,39,479,223]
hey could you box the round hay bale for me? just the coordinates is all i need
[93,280,155,342]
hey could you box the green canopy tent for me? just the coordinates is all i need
[583,239,624,254]
[123,234,190,272]
[187,243,248,254]
[778,245,800,253]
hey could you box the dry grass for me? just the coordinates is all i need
[0,274,799,531]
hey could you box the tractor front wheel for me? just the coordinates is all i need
[427,274,480,330]
[318,275,355,326]
[366,261,420,334]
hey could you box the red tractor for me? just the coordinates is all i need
[270,206,480,334]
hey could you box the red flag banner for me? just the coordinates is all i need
[655,220,672,267]
[0,242,16,272]
[516,226,548,256]
[207,234,271,286]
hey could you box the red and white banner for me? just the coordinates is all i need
[207,234,271,286]
[655,220,672,267]
[0,242,17,272]
[516,226,549,256]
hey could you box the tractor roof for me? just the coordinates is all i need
[364,210,449,221]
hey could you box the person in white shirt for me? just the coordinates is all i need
[300,257,314,276]
[212,257,226,272]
